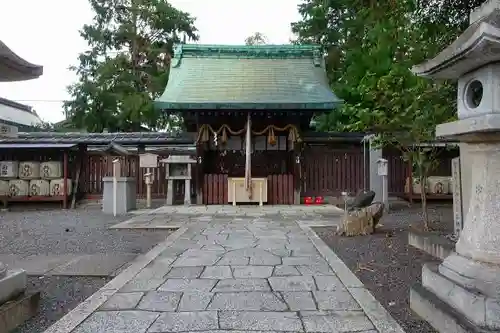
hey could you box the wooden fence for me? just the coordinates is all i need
[267,174,294,205]
[203,174,228,204]
[302,146,367,197]
[84,154,173,199]
[81,146,455,201]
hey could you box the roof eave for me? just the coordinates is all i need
[0,41,43,81]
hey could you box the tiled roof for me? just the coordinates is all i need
[0,40,43,81]
[0,132,194,145]
[0,97,43,127]
[155,44,342,110]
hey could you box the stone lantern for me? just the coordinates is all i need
[411,1,500,331]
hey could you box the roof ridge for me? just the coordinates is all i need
[172,43,322,60]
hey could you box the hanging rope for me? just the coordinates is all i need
[196,123,302,144]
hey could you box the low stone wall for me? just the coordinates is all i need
[408,230,455,260]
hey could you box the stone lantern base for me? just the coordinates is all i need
[411,262,500,333]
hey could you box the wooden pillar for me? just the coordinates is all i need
[293,142,302,205]
[196,144,204,205]
[63,150,68,209]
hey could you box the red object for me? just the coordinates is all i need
[315,196,324,204]
[304,196,313,205]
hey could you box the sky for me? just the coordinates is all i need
[0,0,302,124]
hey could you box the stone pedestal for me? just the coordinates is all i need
[161,155,196,206]
[0,268,26,305]
[102,177,137,214]
[409,1,500,331]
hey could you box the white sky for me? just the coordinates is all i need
[0,0,302,123]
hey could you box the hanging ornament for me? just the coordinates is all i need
[213,131,218,146]
[201,125,210,142]
[288,127,297,142]
[221,127,228,144]
[268,127,277,146]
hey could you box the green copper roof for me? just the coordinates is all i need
[154,44,341,110]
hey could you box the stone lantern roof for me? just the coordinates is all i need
[412,1,500,79]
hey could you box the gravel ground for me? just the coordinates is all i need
[13,275,110,333]
[314,202,454,333]
[0,206,173,256]
[0,205,173,333]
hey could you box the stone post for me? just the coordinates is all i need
[184,179,191,205]
[166,179,174,205]
[144,172,153,208]
[409,1,500,330]
[368,137,383,202]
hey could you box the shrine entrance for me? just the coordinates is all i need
[198,119,298,205]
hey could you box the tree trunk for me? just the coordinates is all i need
[420,173,429,231]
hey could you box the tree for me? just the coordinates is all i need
[245,32,268,45]
[64,0,198,132]
[291,0,468,229]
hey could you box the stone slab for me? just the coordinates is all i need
[50,254,136,276]
[136,291,182,312]
[212,278,271,292]
[10,254,77,275]
[208,292,287,311]
[172,253,221,267]
[0,291,40,333]
[314,275,346,291]
[166,266,204,279]
[72,310,159,333]
[147,311,219,332]
[119,277,167,292]
[232,266,274,278]
[219,311,303,331]
[300,310,375,332]
[177,292,214,311]
[201,266,233,279]
[0,269,26,305]
[282,291,317,311]
[159,278,218,292]
[313,290,361,310]
[99,292,144,311]
[268,276,316,291]
[273,265,301,276]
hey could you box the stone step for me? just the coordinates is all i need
[410,283,492,333]
[0,291,40,332]
[0,253,137,277]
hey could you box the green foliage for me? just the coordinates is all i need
[292,0,485,228]
[245,32,268,45]
[64,0,198,132]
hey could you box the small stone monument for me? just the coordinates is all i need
[411,1,500,331]
[161,155,196,205]
[139,153,159,208]
[102,159,136,215]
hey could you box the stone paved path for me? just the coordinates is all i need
[45,210,405,333]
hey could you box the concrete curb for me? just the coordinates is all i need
[43,227,188,333]
[299,223,406,333]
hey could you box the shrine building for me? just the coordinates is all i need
[154,44,341,205]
